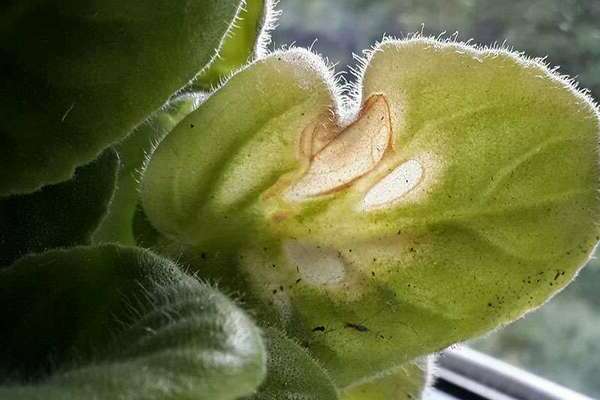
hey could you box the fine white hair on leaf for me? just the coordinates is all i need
[254,0,281,58]
[184,1,251,90]
[135,92,207,195]
[349,33,600,121]
[263,45,349,126]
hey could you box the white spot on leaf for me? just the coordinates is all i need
[284,241,346,286]
[363,159,424,210]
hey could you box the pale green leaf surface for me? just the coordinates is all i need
[0,0,241,195]
[93,94,203,245]
[0,245,266,400]
[141,39,600,386]
[142,48,339,244]
[245,327,339,400]
[342,359,431,400]
[0,149,118,267]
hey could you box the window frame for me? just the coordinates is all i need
[426,346,594,400]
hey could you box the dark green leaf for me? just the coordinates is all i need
[247,327,338,400]
[132,204,163,249]
[0,0,241,195]
[0,245,266,399]
[0,149,118,267]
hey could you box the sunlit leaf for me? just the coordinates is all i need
[0,245,266,399]
[142,48,338,243]
[0,149,118,267]
[141,38,600,385]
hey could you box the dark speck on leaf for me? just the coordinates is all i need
[296,278,302,284]
[200,252,207,260]
[312,326,325,332]
[190,124,194,128]
[554,271,561,280]
[345,322,369,332]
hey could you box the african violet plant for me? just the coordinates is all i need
[1,0,599,399]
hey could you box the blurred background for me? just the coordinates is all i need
[272,0,600,397]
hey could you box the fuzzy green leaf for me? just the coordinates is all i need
[0,0,241,195]
[195,0,274,90]
[0,149,118,267]
[0,245,266,399]
[141,39,600,385]
[142,48,337,243]
[246,327,339,400]
[93,94,203,245]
